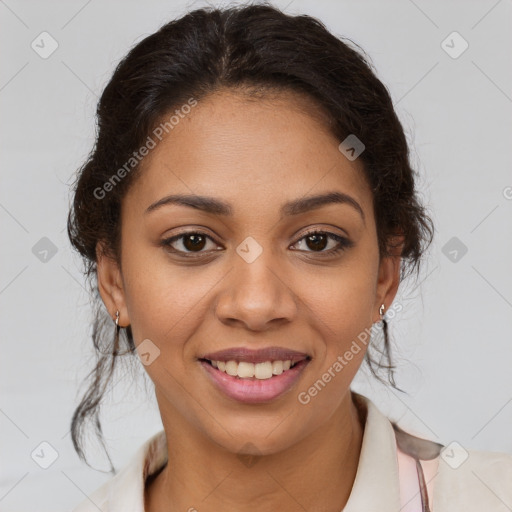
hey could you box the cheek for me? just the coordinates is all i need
[328,275,376,350]
[120,238,218,352]
[298,259,377,339]
[293,261,377,393]
[294,284,373,418]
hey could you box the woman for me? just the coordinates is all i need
[68,3,512,511]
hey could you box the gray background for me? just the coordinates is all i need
[1,0,511,510]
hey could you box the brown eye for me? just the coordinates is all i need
[181,233,207,251]
[160,231,219,256]
[160,229,353,259]
[292,230,354,256]
[304,233,329,251]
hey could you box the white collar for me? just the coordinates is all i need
[344,391,402,511]
[74,391,404,511]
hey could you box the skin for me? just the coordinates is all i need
[97,88,403,512]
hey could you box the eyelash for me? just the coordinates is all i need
[160,229,353,259]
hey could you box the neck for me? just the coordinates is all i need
[145,391,365,512]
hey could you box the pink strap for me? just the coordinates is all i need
[419,458,439,508]
[397,447,423,511]
[397,447,439,511]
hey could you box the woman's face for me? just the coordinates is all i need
[98,88,400,455]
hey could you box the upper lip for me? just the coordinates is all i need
[200,346,310,364]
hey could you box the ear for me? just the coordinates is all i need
[373,234,404,323]
[96,241,130,327]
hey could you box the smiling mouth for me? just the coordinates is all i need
[199,356,311,404]
[199,357,311,380]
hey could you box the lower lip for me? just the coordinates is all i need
[199,359,310,404]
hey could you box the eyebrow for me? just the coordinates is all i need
[145,191,365,223]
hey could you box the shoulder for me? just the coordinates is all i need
[434,445,512,509]
[71,477,111,512]
[392,421,512,509]
[71,430,168,512]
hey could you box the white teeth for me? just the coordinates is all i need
[272,360,283,375]
[225,360,238,377]
[238,361,255,378]
[208,359,299,380]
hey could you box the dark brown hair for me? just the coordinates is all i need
[67,1,434,473]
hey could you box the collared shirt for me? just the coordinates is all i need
[72,391,512,511]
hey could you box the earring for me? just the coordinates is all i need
[114,310,120,331]
[379,304,385,320]
[111,310,135,355]
[113,310,121,354]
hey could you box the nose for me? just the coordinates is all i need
[214,249,298,332]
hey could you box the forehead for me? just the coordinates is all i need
[124,88,373,222]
